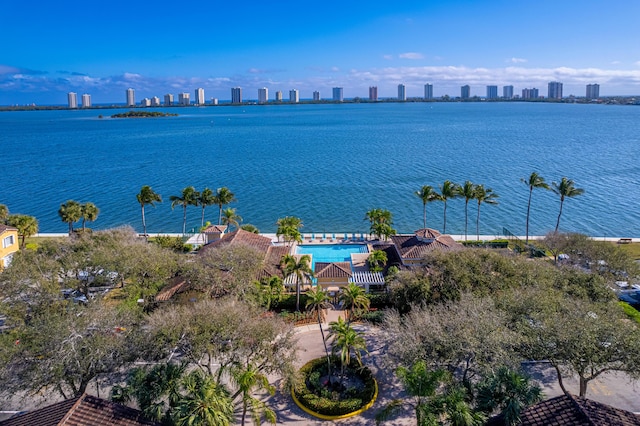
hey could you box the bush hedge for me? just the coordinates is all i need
[460,239,509,248]
[293,356,376,417]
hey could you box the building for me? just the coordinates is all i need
[195,88,205,105]
[178,92,190,106]
[503,85,514,99]
[522,88,539,99]
[275,91,283,102]
[140,98,151,107]
[126,88,135,106]
[289,89,299,103]
[332,87,344,102]
[164,93,174,106]
[390,228,462,267]
[231,87,242,104]
[258,87,268,103]
[67,92,78,108]
[211,98,218,105]
[586,83,600,99]
[398,84,406,101]
[150,96,161,107]
[461,85,471,99]
[369,86,378,101]
[81,93,91,108]
[0,225,19,269]
[548,81,563,99]
[313,90,320,101]
[424,84,433,100]
[486,85,498,99]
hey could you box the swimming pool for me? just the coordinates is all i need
[296,244,368,266]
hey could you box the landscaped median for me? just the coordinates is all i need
[291,356,378,420]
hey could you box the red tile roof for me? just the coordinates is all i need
[199,229,273,255]
[203,225,227,233]
[0,394,159,426]
[155,276,189,302]
[315,262,352,278]
[390,233,461,260]
[0,224,17,234]
[487,394,640,426]
[414,228,442,239]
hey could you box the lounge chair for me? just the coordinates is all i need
[321,233,326,242]
[331,233,336,241]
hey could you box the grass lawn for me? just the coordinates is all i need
[618,242,640,260]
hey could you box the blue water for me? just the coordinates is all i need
[1,103,639,237]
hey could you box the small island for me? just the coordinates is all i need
[110,111,178,118]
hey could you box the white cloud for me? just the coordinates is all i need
[331,66,340,72]
[399,52,424,60]
[382,55,393,60]
[509,57,527,63]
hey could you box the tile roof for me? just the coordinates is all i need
[203,225,227,233]
[487,394,640,426]
[390,233,461,260]
[0,394,159,426]
[155,276,189,302]
[414,228,442,239]
[315,262,352,278]
[0,224,17,234]
[199,229,273,255]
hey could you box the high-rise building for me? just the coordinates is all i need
[164,94,174,106]
[522,88,539,99]
[548,81,563,99]
[126,88,135,106]
[67,92,78,108]
[313,91,320,101]
[275,91,282,102]
[503,85,514,99]
[332,87,343,102]
[258,87,269,103]
[81,94,91,108]
[289,89,299,103]
[231,87,242,104]
[398,84,406,101]
[486,85,498,99]
[195,88,205,105]
[424,84,433,100]
[461,85,471,99]
[211,98,219,105]
[140,98,151,107]
[369,86,378,101]
[151,97,161,107]
[586,84,600,99]
[178,92,190,106]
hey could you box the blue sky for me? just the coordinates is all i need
[3,0,640,105]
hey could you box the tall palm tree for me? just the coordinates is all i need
[365,208,396,240]
[280,254,314,312]
[339,282,370,324]
[415,185,441,229]
[80,202,99,231]
[326,317,368,380]
[136,185,162,236]
[367,250,388,273]
[230,363,276,426]
[439,180,460,234]
[170,186,199,235]
[306,287,333,378]
[552,177,584,233]
[58,200,82,235]
[476,367,543,426]
[521,172,550,245]
[212,187,236,225]
[458,180,476,241]
[7,214,38,250]
[221,207,242,231]
[474,185,499,241]
[197,187,216,228]
[176,371,234,426]
[276,216,303,245]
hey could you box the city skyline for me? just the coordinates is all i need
[4,0,640,105]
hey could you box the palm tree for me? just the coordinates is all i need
[439,180,460,234]
[458,181,476,241]
[170,186,199,235]
[230,363,276,426]
[58,200,82,235]
[280,254,314,312]
[326,317,368,380]
[197,187,216,228]
[221,207,242,231]
[241,224,260,234]
[136,185,162,236]
[7,214,38,250]
[415,185,441,229]
[476,367,543,426]
[212,187,236,225]
[365,208,396,240]
[552,177,584,233]
[474,185,499,241]
[339,282,370,324]
[80,202,99,231]
[306,287,333,376]
[275,216,303,245]
[0,204,8,223]
[256,276,284,310]
[521,172,550,244]
[176,371,234,426]
[367,250,388,273]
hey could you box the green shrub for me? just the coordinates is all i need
[620,302,640,324]
[271,293,310,311]
[367,292,391,309]
[355,310,385,325]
